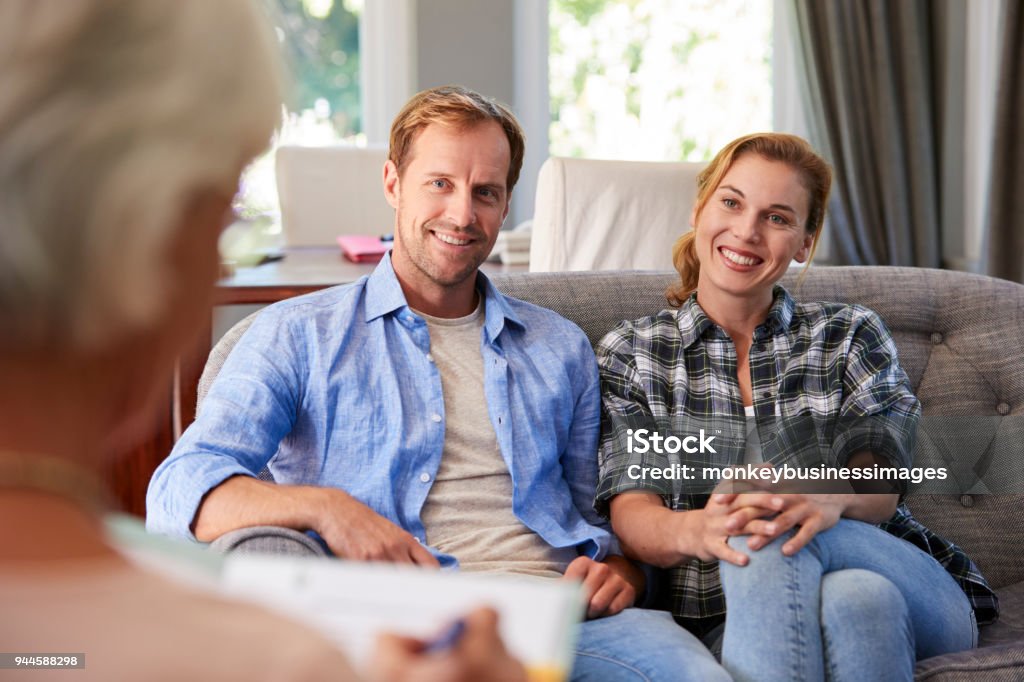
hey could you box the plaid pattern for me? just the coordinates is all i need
[595,286,998,629]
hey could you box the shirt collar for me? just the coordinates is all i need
[364,252,408,321]
[364,252,525,340]
[675,285,795,348]
[760,285,795,338]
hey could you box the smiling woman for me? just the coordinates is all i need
[667,133,831,309]
[595,132,996,682]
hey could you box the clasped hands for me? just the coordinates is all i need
[696,464,853,566]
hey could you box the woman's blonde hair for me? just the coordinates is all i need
[0,0,283,350]
[666,133,832,306]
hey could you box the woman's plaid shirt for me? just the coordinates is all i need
[595,286,998,631]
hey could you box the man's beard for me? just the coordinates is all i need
[401,214,486,288]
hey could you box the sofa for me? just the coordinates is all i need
[199,265,1024,680]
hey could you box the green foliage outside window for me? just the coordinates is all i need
[550,0,773,162]
[233,0,363,223]
[272,0,361,137]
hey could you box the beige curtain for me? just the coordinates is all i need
[789,0,963,267]
[985,0,1024,282]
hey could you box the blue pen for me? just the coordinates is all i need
[424,619,466,654]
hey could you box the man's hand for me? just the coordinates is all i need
[561,555,637,619]
[315,488,439,567]
[368,607,526,682]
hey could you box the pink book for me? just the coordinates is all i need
[337,235,390,263]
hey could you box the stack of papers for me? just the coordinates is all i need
[494,228,532,265]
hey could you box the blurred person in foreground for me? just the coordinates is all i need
[0,1,524,681]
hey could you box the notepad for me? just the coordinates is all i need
[221,555,584,681]
[337,235,390,262]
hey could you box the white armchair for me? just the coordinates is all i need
[275,145,394,247]
[528,157,703,272]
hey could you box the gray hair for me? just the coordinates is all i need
[0,0,283,350]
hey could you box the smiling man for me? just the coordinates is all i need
[147,85,727,681]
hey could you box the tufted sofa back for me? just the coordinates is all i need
[200,266,1024,587]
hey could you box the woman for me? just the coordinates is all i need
[595,133,997,681]
[0,2,522,680]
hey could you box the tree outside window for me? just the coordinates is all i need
[550,0,773,162]
[235,0,362,222]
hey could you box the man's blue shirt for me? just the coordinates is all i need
[146,255,614,565]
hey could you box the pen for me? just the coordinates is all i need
[256,252,285,266]
[423,619,466,654]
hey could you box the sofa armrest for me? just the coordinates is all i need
[209,526,329,557]
[915,641,1024,681]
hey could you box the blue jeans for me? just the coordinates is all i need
[571,607,730,681]
[719,519,977,682]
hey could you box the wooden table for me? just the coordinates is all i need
[114,248,526,516]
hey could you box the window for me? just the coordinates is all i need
[549,0,773,162]
[235,0,363,220]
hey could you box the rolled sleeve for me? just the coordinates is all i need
[145,308,306,539]
[594,322,672,517]
[832,309,920,474]
[558,334,621,559]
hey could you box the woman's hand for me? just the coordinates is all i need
[690,490,773,566]
[368,607,527,682]
[720,455,901,555]
[609,491,754,567]
[728,492,847,555]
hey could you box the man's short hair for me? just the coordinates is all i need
[388,85,525,194]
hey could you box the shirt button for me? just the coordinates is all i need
[762,391,772,399]
[431,413,442,423]
[420,472,431,483]
[959,494,974,508]
[497,416,503,425]
[426,353,435,363]
[930,332,943,344]
[997,402,1011,415]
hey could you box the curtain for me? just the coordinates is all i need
[985,0,1024,282]
[789,0,960,267]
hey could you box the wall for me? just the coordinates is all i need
[414,0,543,227]
[415,0,516,105]
[362,0,546,227]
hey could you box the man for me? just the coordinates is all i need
[148,85,727,681]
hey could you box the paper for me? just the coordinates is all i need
[221,555,584,681]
